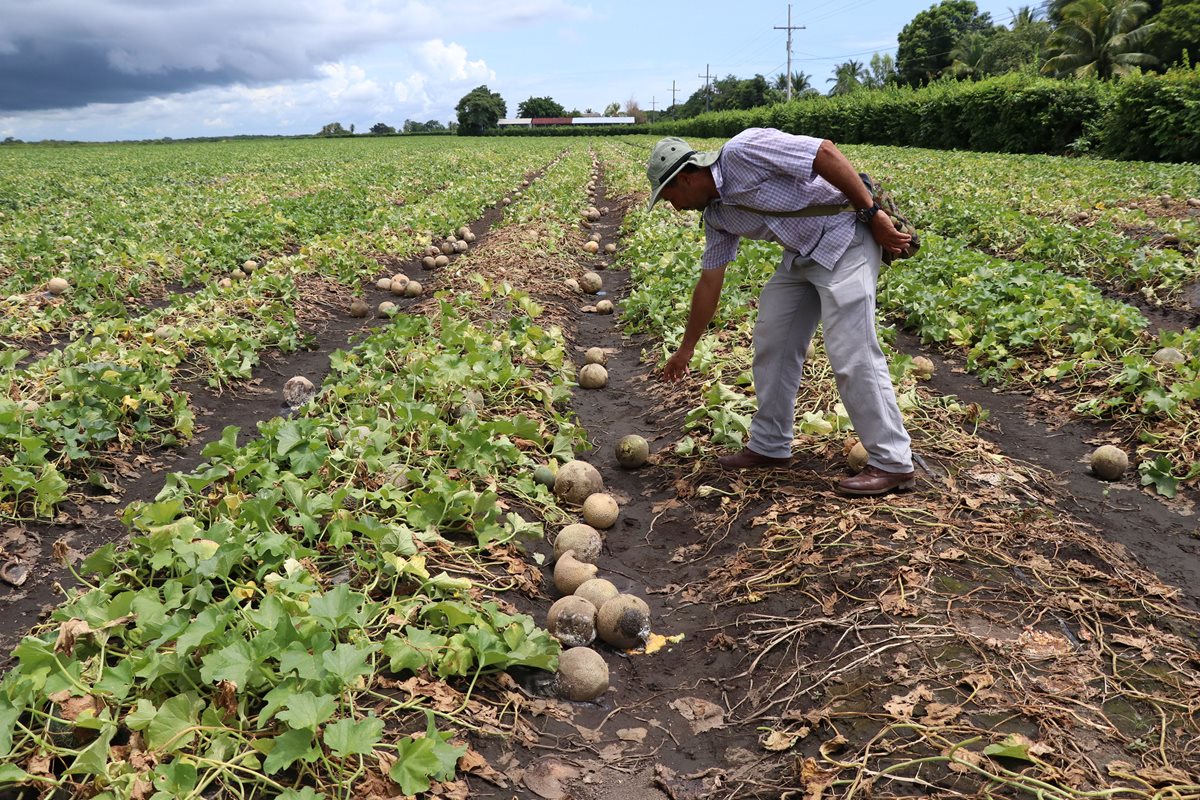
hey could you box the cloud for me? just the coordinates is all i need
[0,0,589,112]
[0,44,504,141]
[415,40,494,83]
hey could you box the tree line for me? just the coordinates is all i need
[454,0,1195,134]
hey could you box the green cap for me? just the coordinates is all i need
[646,136,720,209]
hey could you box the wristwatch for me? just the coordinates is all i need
[856,201,882,224]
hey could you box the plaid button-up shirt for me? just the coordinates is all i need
[700,127,856,271]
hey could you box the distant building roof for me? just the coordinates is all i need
[498,118,532,126]
[572,116,636,125]
[531,117,573,126]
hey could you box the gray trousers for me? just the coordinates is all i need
[746,222,913,472]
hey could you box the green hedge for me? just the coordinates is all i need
[1098,66,1200,162]
[496,68,1199,163]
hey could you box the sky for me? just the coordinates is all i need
[0,0,1027,142]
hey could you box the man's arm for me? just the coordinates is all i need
[812,139,912,256]
[663,266,726,382]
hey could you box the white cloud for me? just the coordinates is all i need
[415,39,494,82]
[1,0,587,115]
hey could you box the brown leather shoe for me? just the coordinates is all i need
[837,465,916,496]
[717,448,792,469]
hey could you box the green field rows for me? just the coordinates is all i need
[1,135,1198,797]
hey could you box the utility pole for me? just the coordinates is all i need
[774,4,805,101]
[698,64,713,113]
[669,80,679,109]
[650,96,657,112]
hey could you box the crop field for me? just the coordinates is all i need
[0,135,1198,799]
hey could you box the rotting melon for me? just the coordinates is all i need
[554,523,603,563]
[575,577,619,611]
[1090,445,1128,481]
[554,550,598,594]
[283,376,316,408]
[581,493,619,529]
[594,299,614,315]
[554,460,603,505]
[547,595,597,647]
[848,441,869,472]
[579,272,603,293]
[584,347,607,365]
[579,363,608,389]
[597,594,651,649]
[556,646,609,701]
[1153,347,1186,366]
[615,434,649,468]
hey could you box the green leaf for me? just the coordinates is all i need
[263,727,318,775]
[421,600,478,629]
[0,698,21,758]
[152,760,198,794]
[383,628,446,674]
[277,790,326,800]
[66,723,116,776]
[276,693,337,731]
[199,639,264,689]
[276,420,303,456]
[175,605,227,657]
[146,693,204,753]
[388,715,467,795]
[1139,456,1179,498]
[125,698,157,731]
[322,642,378,686]
[309,584,368,631]
[983,735,1034,763]
[80,543,119,577]
[0,764,34,783]
[323,715,384,758]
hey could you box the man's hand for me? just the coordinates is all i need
[662,267,724,383]
[663,347,694,382]
[869,211,912,257]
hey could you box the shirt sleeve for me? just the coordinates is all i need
[726,128,823,184]
[701,222,739,270]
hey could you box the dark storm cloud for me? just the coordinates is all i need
[0,0,591,112]
[0,44,248,112]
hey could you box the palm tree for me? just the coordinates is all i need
[1009,4,1043,27]
[827,60,868,95]
[772,71,815,99]
[1041,0,1159,79]
[948,31,991,77]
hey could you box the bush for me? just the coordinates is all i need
[1099,65,1200,162]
